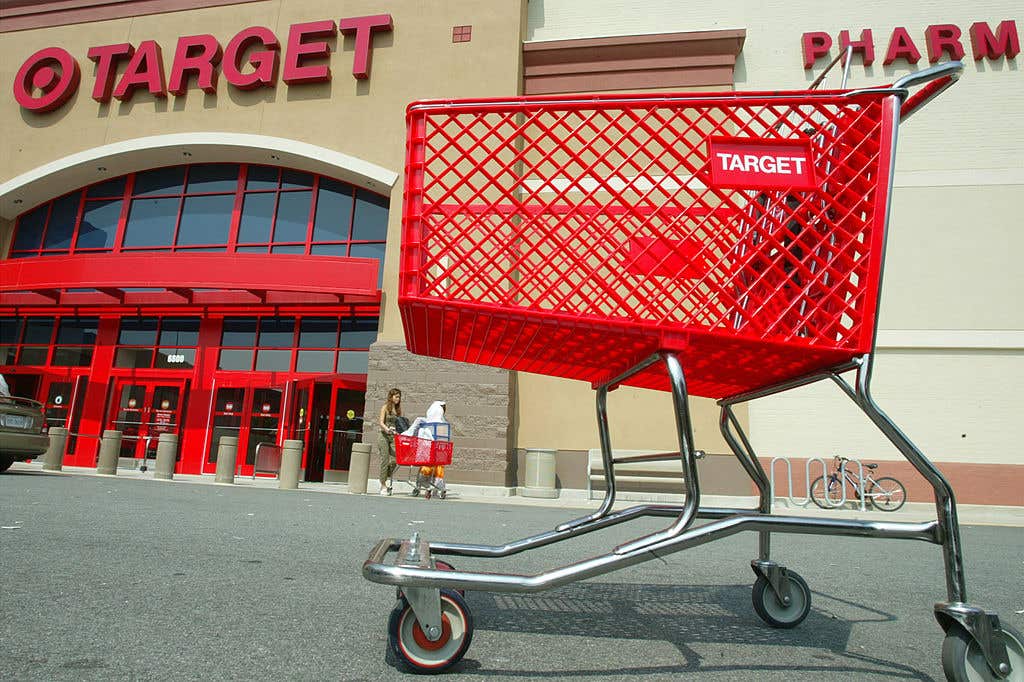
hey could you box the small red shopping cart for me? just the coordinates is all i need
[365,62,1020,681]
[394,434,453,467]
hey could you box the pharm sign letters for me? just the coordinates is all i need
[13,14,393,113]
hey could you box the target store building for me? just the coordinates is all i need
[1,0,1020,502]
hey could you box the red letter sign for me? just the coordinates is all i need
[883,27,922,65]
[223,26,280,90]
[13,47,81,112]
[839,29,875,66]
[925,24,965,63]
[339,14,393,79]
[88,43,134,102]
[970,20,1020,60]
[169,34,223,95]
[802,32,832,68]
[113,40,167,100]
[282,20,336,85]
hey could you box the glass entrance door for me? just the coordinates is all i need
[287,378,366,482]
[205,383,284,477]
[108,380,185,463]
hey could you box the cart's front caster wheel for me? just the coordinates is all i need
[941,623,1024,681]
[388,589,473,674]
[410,487,420,497]
[752,571,811,629]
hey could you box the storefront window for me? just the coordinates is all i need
[1,316,96,367]
[217,315,378,373]
[7,163,388,261]
[115,317,199,369]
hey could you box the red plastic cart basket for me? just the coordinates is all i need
[398,76,955,399]
[395,434,453,467]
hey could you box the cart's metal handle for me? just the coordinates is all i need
[847,62,963,120]
[894,61,962,120]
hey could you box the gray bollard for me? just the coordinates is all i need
[154,433,178,480]
[279,439,303,490]
[96,430,123,475]
[348,442,371,494]
[214,435,238,484]
[521,448,559,498]
[42,426,68,471]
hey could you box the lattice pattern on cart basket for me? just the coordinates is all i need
[399,91,894,398]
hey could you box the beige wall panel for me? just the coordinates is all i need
[515,371,743,454]
[880,185,1024,330]
[748,349,1023,465]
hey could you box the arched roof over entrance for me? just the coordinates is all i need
[0,133,399,220]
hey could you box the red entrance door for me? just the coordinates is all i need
[205,381,284,477]
[108,380,186,464]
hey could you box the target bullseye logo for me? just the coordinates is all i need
[13,47,81,113]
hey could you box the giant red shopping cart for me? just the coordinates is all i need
[364,61,1020,680]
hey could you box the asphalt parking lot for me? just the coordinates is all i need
[1,469,1021,681]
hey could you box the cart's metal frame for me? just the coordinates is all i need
[363,62,1013,679]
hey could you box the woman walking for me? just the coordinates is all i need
[377,388,402,495]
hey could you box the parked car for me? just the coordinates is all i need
[0,395,50,472]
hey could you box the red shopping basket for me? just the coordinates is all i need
[398,87,911,398]
[395,435,453,467]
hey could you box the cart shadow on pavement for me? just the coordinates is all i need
[444,582,934,679]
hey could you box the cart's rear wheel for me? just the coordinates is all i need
[867,476,907,512]
[941,622,1024,681]
[752,571,811,629]
[387,589,473,674]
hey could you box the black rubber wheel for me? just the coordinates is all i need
[387,589,473,674]
[0,455,16,473]
[752,571,811,629]
[809,476,841,509]
[867,476,907,512]
[942,622,1024,681]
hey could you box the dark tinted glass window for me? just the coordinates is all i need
[57,318,98,345]
[87,176,127,198]
[52,347,94,367]
[115,347,154,368]
[134,166,186,196]
[24,318,55,344]
[177,194,234,246]
[271,245,305,254]
[155,348,196,369]
[352,189,389,241]
[258,318,294,347]
[299,318,337,347]
[119,318,158,345]
[0,317,23,344]
[255,349,292,371]
[160,318,200,346]
[310,244,346,256]
[43,192,80,250]
[222,318,257,346]
[281,170,313,190]
[238,193,275,243]
[236,246,269,253]
[77,200,121,249]
[124,197,179,247]
[246,165,279,190]
[296,350,335,373]
[18,347,49,365]
[340,317,378,348]
[186,164,238,194]
[218,349,253,370]
[313,179,353,241]
[13,205,49,251]
[338,350,369,374]
[273,192,312,242]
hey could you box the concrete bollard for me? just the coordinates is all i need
[154,433,178,480]
[96,430,123,475]
[279,439,303,490]
[521,448,558,498]
[214,436,238,484]
[42,426,68,471]
[348,442,372,494]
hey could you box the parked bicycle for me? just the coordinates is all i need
[810,456,907,512]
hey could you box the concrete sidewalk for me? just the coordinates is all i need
[13,459,1023,527]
